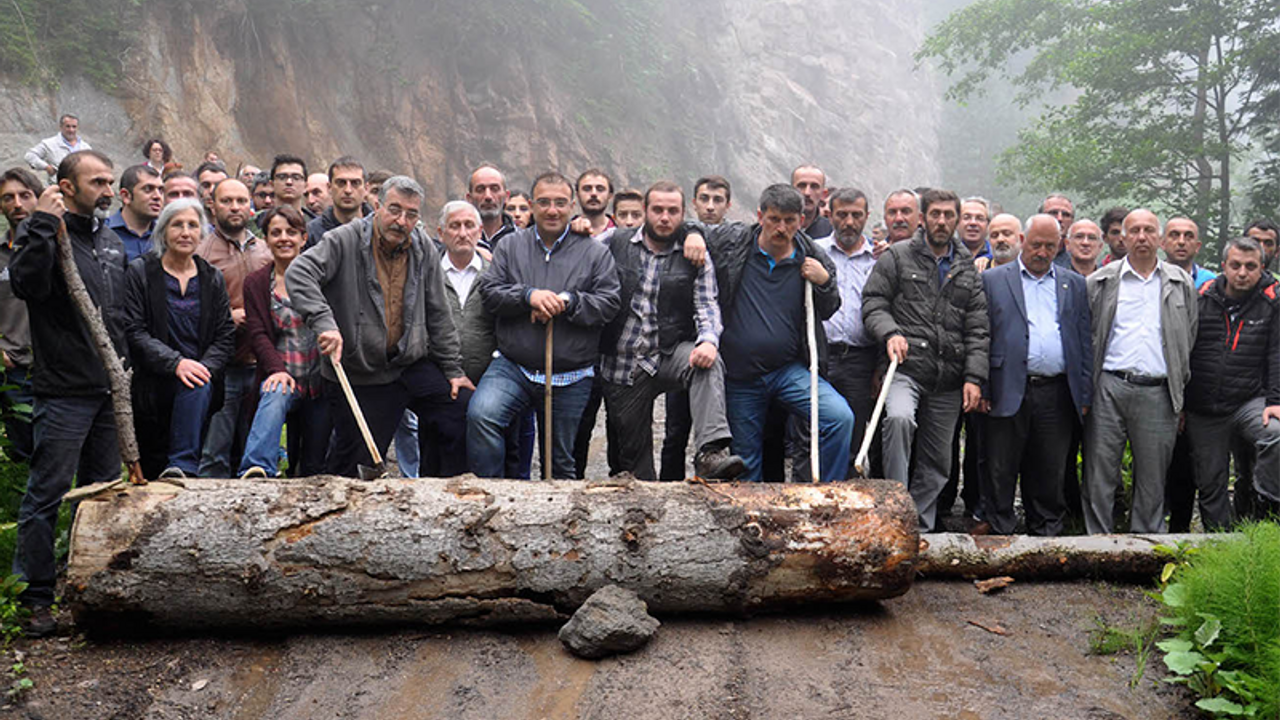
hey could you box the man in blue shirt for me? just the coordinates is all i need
[107,165,162,262]
[978,215,1092,536]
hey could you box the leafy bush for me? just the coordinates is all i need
[1158,523,1280,718]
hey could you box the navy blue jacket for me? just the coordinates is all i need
[982,261,1092,420]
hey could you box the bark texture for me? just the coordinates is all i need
[56,222,142,482]
[918,533,1222,582]
[65,477,919,632]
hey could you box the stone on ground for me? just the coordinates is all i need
[558,585,660,659]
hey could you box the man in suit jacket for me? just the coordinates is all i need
[978,215,1093,535]
[1084,209,1198,534]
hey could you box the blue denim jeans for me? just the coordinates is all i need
[199,365,257,477]
[725,362,854,482]
[467,356,593,479]
[167,382,213,474]
[394,410,420,478]
[239,385,332,476]
[15,395,121,606]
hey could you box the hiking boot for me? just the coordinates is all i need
[694,444,745,480]
[159,466,188,479]
[239,466,268,480]
[24,605,55,638]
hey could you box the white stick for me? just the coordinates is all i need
[855,356,899,477]
[805,282,820,483]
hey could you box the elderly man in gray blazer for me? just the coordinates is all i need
[1084,209,1198,533]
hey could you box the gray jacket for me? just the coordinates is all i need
[1086,259,1197,412]
[441,253,497,384]
[286,216,463,386]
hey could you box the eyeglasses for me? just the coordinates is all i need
[384,204,420,222]
[534,198,571,209]
[274,173,305,183]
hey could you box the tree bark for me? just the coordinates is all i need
[55,222,143,484]
[917,533,1223,582]
[64,477,920,633]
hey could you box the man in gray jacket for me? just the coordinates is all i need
[1083,209,1197,533]
[862,188,990,532]
[286,176,473,478]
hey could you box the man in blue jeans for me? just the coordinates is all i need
[468,171,621,480]
[9,150,129,636]
[703,184,853,482]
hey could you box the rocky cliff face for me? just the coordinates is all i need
[0,0,940,216]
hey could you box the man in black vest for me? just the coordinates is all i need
[599,181,744,481]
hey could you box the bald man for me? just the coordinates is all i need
[1083,209,1198,534]
[976,215,1093,536]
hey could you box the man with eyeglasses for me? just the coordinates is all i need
[468,171,621,480]
[304,156,371,251]
[1040,193,1075,270]
[1065,219,1104,277]
[288,176,473,478]
[267,154,315,219]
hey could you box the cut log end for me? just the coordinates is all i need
[65,477,920,634]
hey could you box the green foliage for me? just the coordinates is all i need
[918,0,1280,252]
[6,658,31,700]
[1087,613,1161,688]
[0,574,28,647]
[1157,523,1280,718]
[0,0,149,89]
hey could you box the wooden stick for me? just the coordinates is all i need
[544,318,554,482]
[55,221,144,485]
[331,357,382,466]
[805,281,819,483]
[854,356,898,477]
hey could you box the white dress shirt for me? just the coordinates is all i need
[1102,258,1166,377]
[442,252,483,306]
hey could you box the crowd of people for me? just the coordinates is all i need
[5,114,1280,635]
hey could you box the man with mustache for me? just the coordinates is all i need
[0,167,40,462]
[599,180,744,481]
[466,164,519,250]
[194,179,271,477]
[863,188,990,532]
[108,164,163,262]
[987,213,1023,267]
[288,176,473,478]
[9,150,129,636]
[791,165,833,243]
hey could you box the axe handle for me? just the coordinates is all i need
[544,319,554,481]
[332,356,383,466]
[854,356,898,477]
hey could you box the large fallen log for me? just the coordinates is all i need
[64,476,919,632]
[918,533,1222,582]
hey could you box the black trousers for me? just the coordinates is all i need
[326,359,470,478]
[573,376,606,479]
[659,390,692,480]
[1166,432,1197,532]
[825,344,878,477]
[982,377,1076,535]
[941,413,983,516]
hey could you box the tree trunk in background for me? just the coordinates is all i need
[65,477,920,633]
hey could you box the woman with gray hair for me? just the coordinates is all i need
[122,198,236,479]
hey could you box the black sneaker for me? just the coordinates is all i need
[24,605,56,638]
[694,445,746,480]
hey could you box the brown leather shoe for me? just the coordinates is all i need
[968,521,994,536]
[24,605,56,638]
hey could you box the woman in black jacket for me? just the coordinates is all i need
[123,198,235,479]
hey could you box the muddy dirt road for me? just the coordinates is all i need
[6,580,1190,720]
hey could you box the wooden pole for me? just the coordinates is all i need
[544,318,554,481]
[805,281,819,483]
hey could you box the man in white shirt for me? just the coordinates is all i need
[1083,209,1198,533]
[25,115,90,179]
[437,200,494,385]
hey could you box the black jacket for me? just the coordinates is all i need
[862,229,990,392]
[479,226,620,372]
[1185,274,1280,415]
[702,221,840,373]
[480,213,519,251]
[600,227,701,355]
[10,211,129,397]
[123,253,236,383]
[303,204,372,252]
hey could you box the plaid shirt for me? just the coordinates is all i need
[271,276,322,398]
[600,231,722,386]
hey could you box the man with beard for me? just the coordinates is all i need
[863,188,990,532]
[576,168,616,241]
[703,184,852,482]
[250,172,275,213]
[305,157,370,251]
[692,176,732,226]
[466,164,519,250]
[288,177,473,478]
[599,180,744,481]
[195,179,271,477]
[108,164,163,262]
[960,197,992,270]
[0,168,40,461]
[468,172,620,480]
[791,165,833,243]
[1100,207,1129,265]
[10,151,128,635]
[1065,220,1104,277]
[817,187,878,475]
[987,213,1023,266]
[304,173,331,216]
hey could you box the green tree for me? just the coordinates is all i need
[918,0,1280,250]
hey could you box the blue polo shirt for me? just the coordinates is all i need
[107,210,154,262]
[722,245,805,380]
